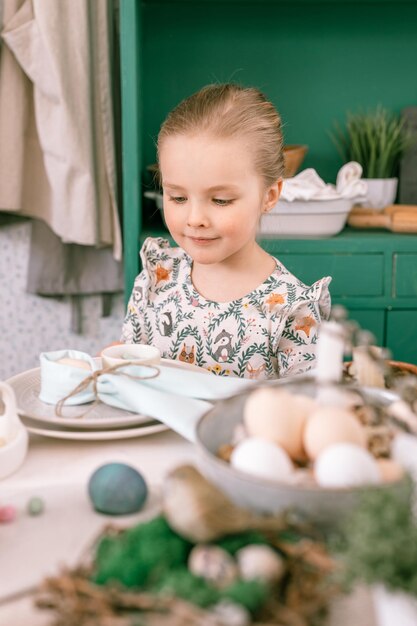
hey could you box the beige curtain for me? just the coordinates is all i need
[0,0,122,260]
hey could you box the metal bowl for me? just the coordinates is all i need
[195,378,404,526]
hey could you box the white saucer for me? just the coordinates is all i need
[25,421,168,441]
[7,367,147,429]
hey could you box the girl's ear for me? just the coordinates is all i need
[262,179,283,213]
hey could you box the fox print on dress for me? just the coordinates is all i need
[245,361,267,379]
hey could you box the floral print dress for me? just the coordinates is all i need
[121,238,331,380]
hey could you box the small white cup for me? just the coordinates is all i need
[0,382,29,480]
[101,343,161,369]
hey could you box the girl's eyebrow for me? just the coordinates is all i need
[163,183,240,192]
[206,184,240,192]
[163,183,184,190]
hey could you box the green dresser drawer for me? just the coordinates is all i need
[393,254,417,297]
[277,254,384,297]
[386,310,417,364]
[348,309,385,346]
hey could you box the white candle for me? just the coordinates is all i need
[315,320,345,384]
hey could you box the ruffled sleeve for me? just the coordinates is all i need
[121,237,164,343]
[275,276,332,378]
[121,237,183,343]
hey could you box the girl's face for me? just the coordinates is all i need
[159,134,281,267]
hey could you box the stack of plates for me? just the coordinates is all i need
[6,357,202,441]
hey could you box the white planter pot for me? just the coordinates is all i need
[372,585,417,626]
[363,178,398,210]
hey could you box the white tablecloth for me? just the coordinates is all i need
[0,430,377,625]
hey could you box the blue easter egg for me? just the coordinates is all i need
[88,463,148,515]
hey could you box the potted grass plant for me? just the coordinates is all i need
[331,106,414,209]
[332,476,417,626]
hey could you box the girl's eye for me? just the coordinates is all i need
[170,196,187,204]
[212,198,233,206]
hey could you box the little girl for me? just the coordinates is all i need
[122,83,331,380]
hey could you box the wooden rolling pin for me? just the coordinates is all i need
[348,204,417,233]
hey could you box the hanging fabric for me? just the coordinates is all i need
[0,0,122,260]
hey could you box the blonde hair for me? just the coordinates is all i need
[157,83,284,188]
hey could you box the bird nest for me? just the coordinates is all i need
[34,516,338,626]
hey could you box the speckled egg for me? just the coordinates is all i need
[210,600,251,626]
[230,437,294,482]
[315,443,381,488]
[243,388,308,461]
[188,545,238,588]
[236,544,285,583]
[88,462,148,515]
[303,406,366,461]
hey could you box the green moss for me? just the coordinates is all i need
[216,531,269,555]
[222,578,269,613]
[152,567,220,607]
[333,477,417,596]
[93,516,192,587]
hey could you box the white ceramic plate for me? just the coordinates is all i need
[7,358,207,429]
[6,367,147,429]
[25,421,168,441]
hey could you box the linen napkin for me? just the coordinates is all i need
[39,351,253,441]
[39,350,99,405]
[281,162,367,202]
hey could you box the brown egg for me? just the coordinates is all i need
[377,458,405,483]
[292,394,319,418]
[243,387,307,461]
[303,407,366,461]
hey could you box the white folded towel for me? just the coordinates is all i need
[281,162,368,202]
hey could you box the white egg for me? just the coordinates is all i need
[210,600,251,626]
[315,443,381,488]
[230,437,294,482]
[236,544,285,583]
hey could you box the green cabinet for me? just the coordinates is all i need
[276,253,384,297]
[349,310,385,348]
[394,254,417,297]
[266,230,417,363]
[387,311,417,364]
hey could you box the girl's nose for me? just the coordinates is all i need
[187,201,209,227]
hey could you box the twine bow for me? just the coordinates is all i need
[55,361,160,419]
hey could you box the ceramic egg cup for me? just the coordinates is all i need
[101,343,161,369]
[0,382,29,480]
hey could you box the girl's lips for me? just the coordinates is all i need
[187,236,218,244]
